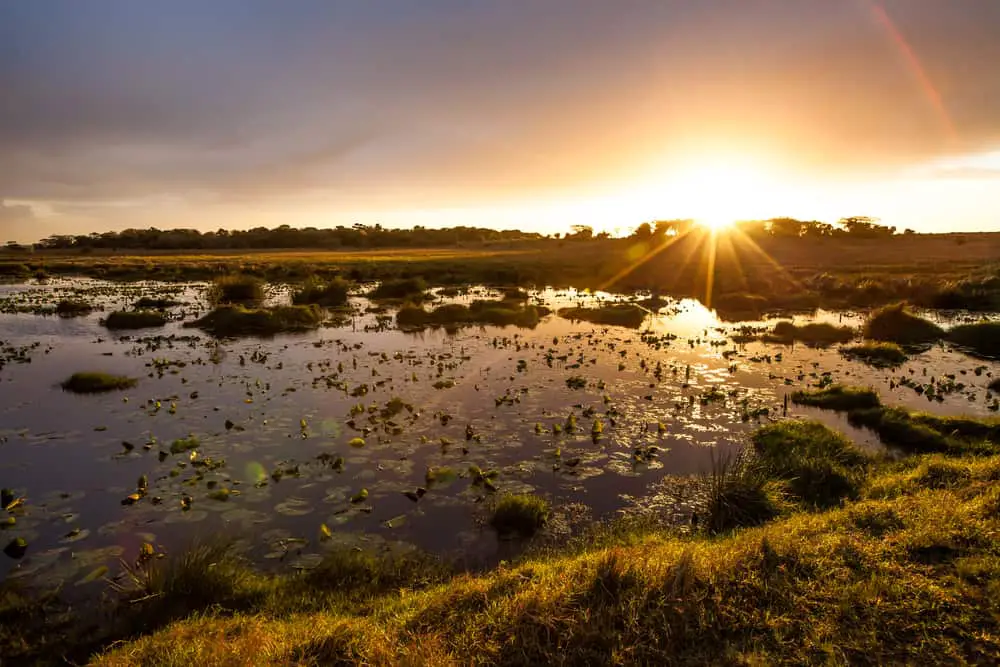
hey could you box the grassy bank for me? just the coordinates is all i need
[3,394,1000,664]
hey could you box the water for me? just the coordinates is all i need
[1,279,997,589]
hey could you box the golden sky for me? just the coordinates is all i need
[1,1,999,240]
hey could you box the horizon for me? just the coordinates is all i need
[2,1,1000,241]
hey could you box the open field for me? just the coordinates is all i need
[5,232,1000,316]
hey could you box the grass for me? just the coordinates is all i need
[184,305,324,337]
[209,274,264,305]
[768,320,854,345]
[133,296,180,309]
[103,310,167,330]
[9,400,1000,663]
[489,493,550,538]
[291,277,351,307]
[397,299,548,330]
[947,321,1000,359]
[369,277,428,301]
[60,372,137,394]
[751,420,869,508]
[840,341,908,366]
[54,299,93,316]
[863,303,944,345]
[557,304,647,328]
[790,385,881,411]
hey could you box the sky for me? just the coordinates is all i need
[1,0,1000,242]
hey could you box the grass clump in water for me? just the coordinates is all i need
[209,274,264,306]
[61,372,137,394]
[947,321,1000,359]
[490,493,550,538]
[369,277,428,301]
[768,321,854,346]
[54,300,93,317]
[291,278,351,308]
[133,297,181,310]
[863,303,944,345]
[185,305,323,337]
[791,385,881,411]
[104,310,167,330]
[752,420,869,507]
[397,299,547,330]
[849,406,1000,455]
[557,304,647,328]
[840,341,907,367]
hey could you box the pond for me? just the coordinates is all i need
[1,278,997,589]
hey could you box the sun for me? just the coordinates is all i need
[698,216,735,232]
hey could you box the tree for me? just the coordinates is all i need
[568,225,594,240]
[630,222,653,241]
[839,216,895,238]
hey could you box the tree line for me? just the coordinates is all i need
[12,216,908,252]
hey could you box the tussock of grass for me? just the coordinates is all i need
[397,299,548,330]
[54,299,93,317]
[791,385,881,411]
[557,304,647,328]
[947,321,1000,359]
[768,321,854,346]
[841,341,907,366]
[369,277,428,301]
[752,420,869,507]
[490,493,550,538]
[292,278,351,307]
[103,310,167,330]
[848,407,954,454]
[93,455,1000,666]
[185,305,323,337]
[133,297,180,310]
[209,274,264,305]
[60,372,137,394]
[864,303,944,345]
[701,452,781,533]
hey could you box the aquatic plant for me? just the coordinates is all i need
[369,277,428,301]
[557,304,647,328]
[863,303,944,345]
[104,310,167,330]
[60,372,138,394]
[791,385,881,412]
[768,321,854,346]
[185,305,323,337]
[489,493,550,538]
[840,342,907,367]
[209,274,265,305]
[947,321,1000,359]
[54,300,93,317]
[292,277,351,307]
[701,451,780,534]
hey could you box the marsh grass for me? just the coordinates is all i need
[209,274,264,305]
[103,310,167,330]
[768,321,854,346]
[557,304,647,328]
[840,341,907,366]
[133,297,181,310]
[490,494,550,538]
[397,299,548,330]
[185,305,323,337]
[291,277,351,307]
[54,299,93,317]
[947,321,1000,359]
[61,372,137,394]
[864,303,944,345]
[701,450,781,533]
[791,385,881,411]
[369,277,428,301]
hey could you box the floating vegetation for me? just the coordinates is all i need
[185,305,324,337]
[209,274,265,305]
[557,304,647,328]
[169,435,200,455]
[489,493,550,538]
[840,342,907,367]
[863,303,944,345]
[134,296,181,310]
[292,277,351,307]
[768,321,854,346]
[104,310,168,330]
[60,372,138,394]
